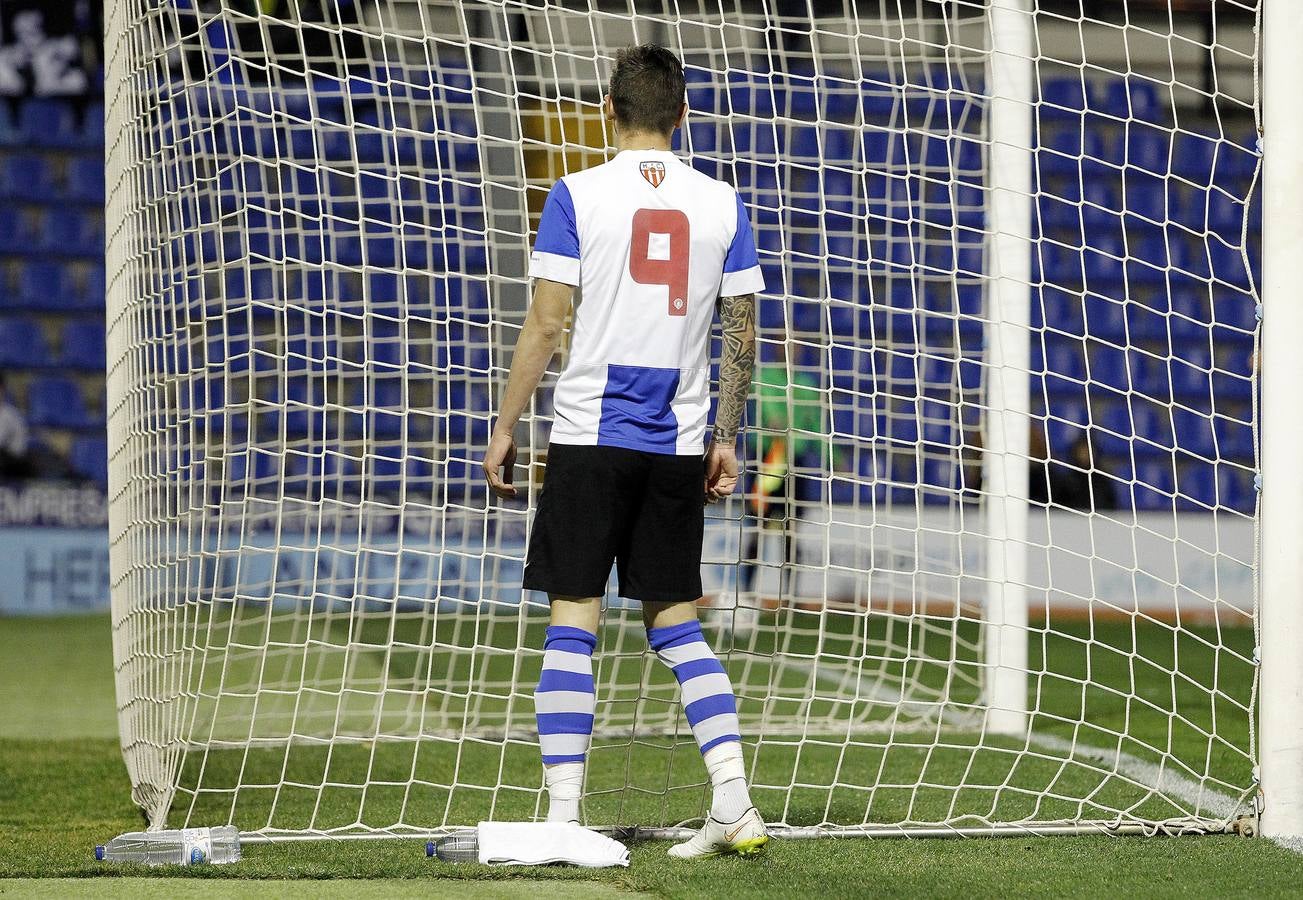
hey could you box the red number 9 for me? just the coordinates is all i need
[629,208,691,317]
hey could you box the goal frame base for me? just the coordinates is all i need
[234,817,1254,845]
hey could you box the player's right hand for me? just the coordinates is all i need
[705,440,738,503]
[483,430,518,500]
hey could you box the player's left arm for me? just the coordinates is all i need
[483,278,574,499]
[706,292,757,502]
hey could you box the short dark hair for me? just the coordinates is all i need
[608,44,685,135]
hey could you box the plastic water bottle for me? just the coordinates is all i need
[426,829,478,862]
[95,826,241,865]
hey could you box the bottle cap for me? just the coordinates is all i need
[95,846,105,861]
[426,840,435,857]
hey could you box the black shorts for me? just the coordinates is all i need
[523,443,705,603]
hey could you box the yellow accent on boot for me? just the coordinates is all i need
[733,835,769,857]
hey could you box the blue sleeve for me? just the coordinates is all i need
[534,179,579,260]
[723,193,760,274]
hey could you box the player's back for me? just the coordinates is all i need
[529,149,764,455]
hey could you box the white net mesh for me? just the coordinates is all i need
[106,0,1261,838]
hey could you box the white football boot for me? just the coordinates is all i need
[667,807,769,859]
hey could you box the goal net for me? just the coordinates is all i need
[105,0,1263,839]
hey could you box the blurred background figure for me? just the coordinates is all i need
[0,372,34,479]
[737,340,824,610]
[1028,426,1115,511]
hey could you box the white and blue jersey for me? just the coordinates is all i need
[529,149,765,456]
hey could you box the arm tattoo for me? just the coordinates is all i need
[712,293,756,446]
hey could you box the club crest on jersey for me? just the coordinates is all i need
[639,160,667,188]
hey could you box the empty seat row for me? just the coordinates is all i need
[0,98,102,149]
[821,450,1254,512]
[20,375,103,429]
[0,153,103,203]
[2,261,104,310]
[0,208,102,257]
[68,435,107,488]
[0,317,104,369]
[1035,238,1258,288]
[688,72,1172,126]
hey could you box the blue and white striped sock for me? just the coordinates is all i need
[535,624,597,823]
[648,620,752,822]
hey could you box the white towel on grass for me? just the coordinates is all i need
[476,821,630,868]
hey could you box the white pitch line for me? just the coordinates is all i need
[772,648,1250,828]
[1269,835,1303,856]
[1025,731,1245,823]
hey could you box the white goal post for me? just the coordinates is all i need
[101,0,1303,843]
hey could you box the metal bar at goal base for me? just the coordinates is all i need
[1258,0,1303,842]
[233,817,1242,845]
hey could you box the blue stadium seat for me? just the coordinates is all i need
[821,88,859,124]
[1177,461,1218,510]
[1129,459,1176,510]
[1083,293,1125,340]
[1123,172,1168,222]
[81,101,104,149]
[1039,333,1086,379]
[1088,343,1131,393]
[1036,193,1079,232]
[66,155,105,203]
[1124,125,1170,175]
[434,66,474,107]
[0,101,18,146]
[776,72,818,121]
[685,121,721,156]
[729,70,766,118]
[0,317,48,366]
[41,209,102,255]
[1037,241,1083,286]
[26,376,91,428]
[1131,353,1174,405]
[1172,130,1217,183]
[78,263,106,310]
[0,154,50,201]
[1212,294,1258,331]
[282,452,329,500]
[366,444,407,497]
[1083,238,1125,288]
[1213,415,1254,460]
[19,98,78,147]
[1039,401,1087,457]
[61,320,106,370]
[1172,408,1217,459]
[1126,233,1170,286]
[1214,466,1255,512]
[13,260,64,309]
[1176,463,1224,510]
[1209,241,1252,288]
[685,65,718,115]
[1093,402,1133,458]
[1206,190,1245,236]
[224,448,278,491]
[1215,132,1261,183]
[1098,78,1164,121]
[69,436,108,488]
[732,123,777,157]
[1039,76,1091,121]
[861,74,899,120]
[1121,298,1166,342]
[1171,349,1213,399]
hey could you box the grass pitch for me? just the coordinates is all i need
[3,614,1303,898]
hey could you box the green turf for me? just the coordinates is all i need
[3,613,1303,898]
[134,601,1257,832]
[0,878,638,898]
